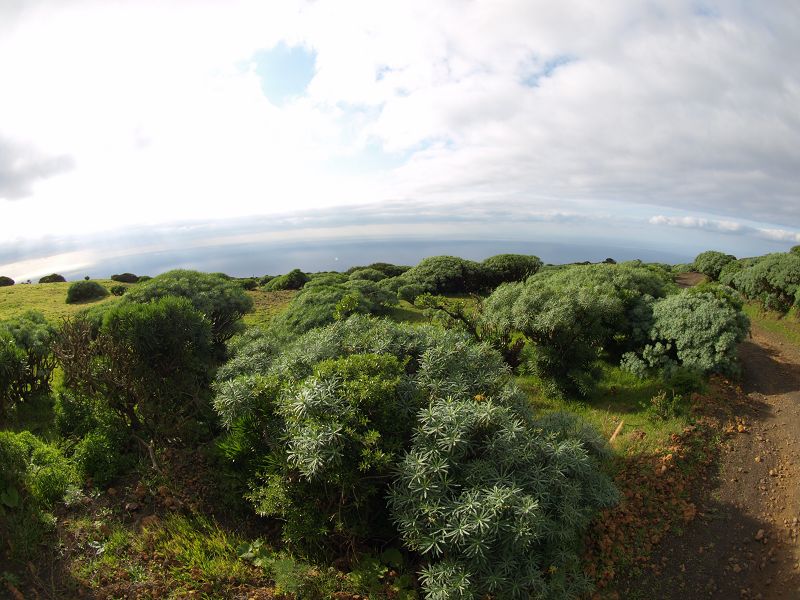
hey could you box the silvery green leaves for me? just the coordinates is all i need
[389,395,617,600]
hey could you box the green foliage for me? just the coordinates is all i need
[110,272,140,283]
[262,269,310,291]
[73,429,128,488]
[348,267,387,282]
[642,390,685,421]
[397,283,428,303]
[38,273,66,283]
[791,245,800,255]
[693,250,736,280]
[238,277,258,291]
[269,278,395,338]
[389,403,618,600]
[622,290,750,379]
[55,297,214,434]
[0,276,14,286]
[66,280,109,304]
[214,315,616,597]
[0,311,56,415]
[484,280,622,396]
[109,284,127,296]
[0,431,79,560]
[480,253,542,287]
[346,262,410,278]
[729,252,800,313]
[402,255,483,294]
[123,269,253,344]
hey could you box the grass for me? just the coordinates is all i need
[518,364,691,456]
[743,303,800,347]
[242,289,297,327]
[0,280,125,321]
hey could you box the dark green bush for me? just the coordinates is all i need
[38,273,66,283]
[397,283,428,303]
[401,255,484,294]
[66,280,109,304]
[480,253,542,287]
[110,272,139,283]
[137,275,152,282]
[263,269,310,291]
[0,431,79,560]
[346,263,410,278]
[239,277,258,291]
[347,268,386,282]
[55,297,214,434]
[123,269,253,345]
[109,284,127,296]
[0,276,13,286]
[693,250,736,281]
[0,311,56,414]
[73,429,128,488]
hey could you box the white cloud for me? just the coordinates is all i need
[649,214,800,244]
[0,0,799,247]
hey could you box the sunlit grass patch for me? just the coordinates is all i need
[0,280,124,321]
[744,303,800,347]
[242,289,297,327]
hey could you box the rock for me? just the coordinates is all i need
[125,502,140,512]
[755,529,765,541]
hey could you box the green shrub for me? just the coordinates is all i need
[731,252,800,313]
[0,431,79,560]
[137,275,152,282]
[693,251,736,281]
[0,275,14,286]
[123,269,253,345]
[0,311,56,414]
[390,405,618,600]
[38,273,66,283]
[111,272,139,283]
[73,429,127,487]
[622,290,749,379]
[348,268,386,282]
[397,283,428,303]
[55,297,214,434]
[401,255,484,294]
[66,280,109,303]
[269,279,395,338]
[238,277,258,291]
[214,315,616,596]
[480,253,542,288]
[346,263,410,278]
[109,284,127,296]
[263,269,309,291]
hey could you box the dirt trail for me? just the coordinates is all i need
[626,324,800,598]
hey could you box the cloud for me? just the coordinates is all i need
[649,214,800,243]
[0,0,798,243]
[0,137,74,199]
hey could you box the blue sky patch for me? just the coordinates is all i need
[521,54,575,88]
[252,42,317,105]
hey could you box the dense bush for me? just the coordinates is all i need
[0,312,57,415]
[0,431,79,559]
[214,316,616,597]
[0,275,13,286]
[693,251,736,281]
[482,263,670,395]
[401,255,484,295]
[348,268,387,282]
[55,297,214,433]
[38,273,66,283]
[66,280,109,304]
[263,269,310,291]
[346,262,410,278]
[621,290,749,379]
[268,278,395,338]
[111,273,139,283]
[238,277,258,291]
[110,284,127,296]
[72,429,128,487]
[390,407,618,600]
[729,252,800,313]
[123,269,253,345]
[480,253,542,288]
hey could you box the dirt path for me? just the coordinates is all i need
[625,324,800,598]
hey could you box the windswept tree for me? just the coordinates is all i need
[693,250,736,281]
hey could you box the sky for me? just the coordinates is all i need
[1,0,799,280]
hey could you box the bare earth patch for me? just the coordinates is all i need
[616,324,800,599]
